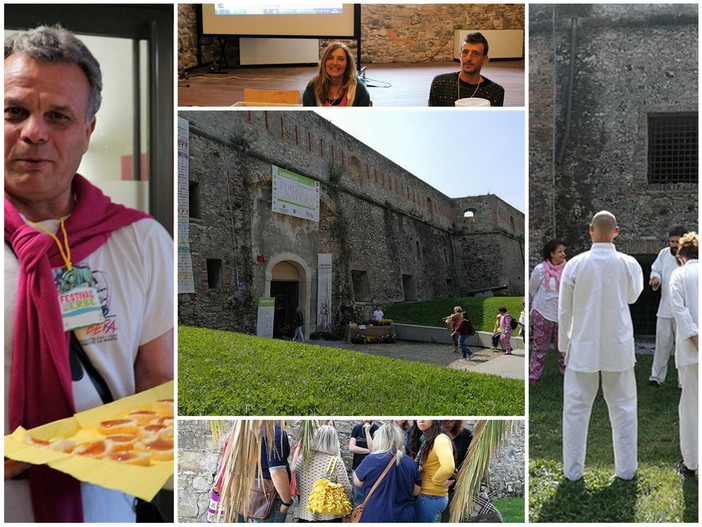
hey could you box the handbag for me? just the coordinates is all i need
[350,454,398,523]
[238,477,277,521]
[308,457,353,515]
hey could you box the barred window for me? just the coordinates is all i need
[647,113,698,184]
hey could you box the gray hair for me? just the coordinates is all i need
[5,25,102,119]
[313,425,340,456]
[371,423,405,465]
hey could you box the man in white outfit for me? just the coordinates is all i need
[559,211,643,481]
[668,232,698,477]
[649,225,688,386]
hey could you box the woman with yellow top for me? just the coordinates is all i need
[408,420,455,522]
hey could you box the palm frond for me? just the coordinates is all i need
[216,420,284,522]
[298,420,320,465]
[208,420,227,445]
[449,420,517,522]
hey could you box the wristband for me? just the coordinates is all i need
[281,499,293,507]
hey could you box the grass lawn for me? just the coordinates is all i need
[529,351,698,522]
[179,326,524,416]
[494,497,525,523]
[385,297,523,332]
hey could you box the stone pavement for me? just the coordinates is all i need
[305,339,525,381]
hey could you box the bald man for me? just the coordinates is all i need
[559,211,644,481]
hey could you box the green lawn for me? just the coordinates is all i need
[179,326,524,416]
[494,497,525,523]
[385,297,523,332]
[529,351,698,522]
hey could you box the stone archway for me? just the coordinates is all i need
[264,253,313,339]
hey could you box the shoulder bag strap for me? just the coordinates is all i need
[69,331,114,404]
[360,454,398,507]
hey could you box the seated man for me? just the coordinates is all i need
[428,32,505,107]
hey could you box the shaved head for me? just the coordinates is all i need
[589,210,619,242]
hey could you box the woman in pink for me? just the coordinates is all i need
[497,307,514,355]
[528,239,567,385]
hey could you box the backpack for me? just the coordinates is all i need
[466,319,476,336]
[509,316,518,330]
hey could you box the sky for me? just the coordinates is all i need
[315,109,525,213]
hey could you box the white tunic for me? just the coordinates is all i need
[669,260,698,368]
[558,243,643,373]
[529,261,559,322]
[650,246,679,318]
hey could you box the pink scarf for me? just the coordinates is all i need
[542,258,566,292]
[5,175,149,522]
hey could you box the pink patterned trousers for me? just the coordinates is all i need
[529,309,565,385]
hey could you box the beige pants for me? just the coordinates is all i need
[678,363,698,471]
[563,368,638,481]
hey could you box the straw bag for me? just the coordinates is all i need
[308,457,353,516]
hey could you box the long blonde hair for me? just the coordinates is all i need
[312,42,357,104]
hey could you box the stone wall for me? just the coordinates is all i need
[529,4,698,268]
[178,4,524,71]
[178,419,525,523]
[178,111,524,335]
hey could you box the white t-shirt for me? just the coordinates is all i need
[5,217,173,522]
[529,262,560,322]
[372,310,384,321]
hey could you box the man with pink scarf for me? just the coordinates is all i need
[529,239,567,385]
[4,26,173,522]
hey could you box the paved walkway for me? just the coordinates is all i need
[305,339,525,381]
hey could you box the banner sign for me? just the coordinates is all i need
[256,297,275,338]
[177,116,195,294]
[317,254,332,332]
[272,165,320,222]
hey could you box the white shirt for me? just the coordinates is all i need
[558,243,643,373]
[372,310,384,321]
[650,246,679,318]
[529,261,560,322]
[5,218,173,522]
[669,259,698,368]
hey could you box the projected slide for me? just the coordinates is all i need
[215,4,343,15]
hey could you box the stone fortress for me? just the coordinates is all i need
[178,111,524,337]
[178,419,526,523]
[529,4,698,335]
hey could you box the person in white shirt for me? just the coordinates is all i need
[372,305,384,321]
[559,211,643,481]
[529,239,567,385]
[649,225,688,387]
[668,232,698,477]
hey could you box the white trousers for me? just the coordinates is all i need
[650,317,675,383]
[678,363,698,471]
[563,368,638,481]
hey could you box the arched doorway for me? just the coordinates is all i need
[271,261,300,338]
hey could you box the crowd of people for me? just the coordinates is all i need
[530,212,698,480]
[302,32,505,107]
[212,420,504,523]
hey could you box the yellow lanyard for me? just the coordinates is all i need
[28,215,73,271]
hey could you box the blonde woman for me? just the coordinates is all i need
[302,42,370,107]
[292,425,352,522]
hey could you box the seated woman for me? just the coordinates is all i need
[302,42,370,107]
[353,423,421,522]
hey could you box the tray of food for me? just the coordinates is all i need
[4,381,174,501]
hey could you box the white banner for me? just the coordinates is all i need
[178,117,195,294]
[317,254,332,332]
[272,165,320,222]
[256,297,275,338]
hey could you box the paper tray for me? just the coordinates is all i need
[4,381,174,501]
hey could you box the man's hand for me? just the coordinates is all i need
[5,459,30,480]
[649,277,661,288]
[690,335,698,351]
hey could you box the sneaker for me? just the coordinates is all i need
[675,460,697,479]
